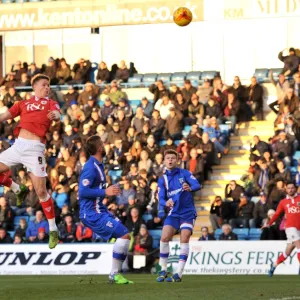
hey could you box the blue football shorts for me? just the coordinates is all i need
[163,214,196,232]
[80,212,129,241]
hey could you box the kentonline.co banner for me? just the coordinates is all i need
[0,0,204,31]
[0,241,298,275]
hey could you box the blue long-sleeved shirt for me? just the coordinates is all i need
[78,156,108,216]
[158,168,201,218]
[26,220,49,239]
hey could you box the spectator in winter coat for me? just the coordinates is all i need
[107,123,126,145]
[26,210,49,242]
[96,61,110,84]
[205,98,222,119]
[163,108,183,140]
[125,207,144,237]
[70,58,91,84]
[182,79,197,102]
[58,214,77,243]
[279,88,299,114]
[56,58,72,85]
[229,194,254,228]
[198,226,215,241]
[78,82,98,106]
[149,80,170,104]
[115,60,129,82]
[251,135,270,157]
[197,79,213,104]
[0,197,14,230]
[62,86,79,113]
[149,110,165,142]
[138,97,154,118]
[187,94,205,125]
[219,224,238,240]
[278,47,299,76]
[113,98,133,119]
[0,228,13,244]
[99,97,115,121]
[131,107,149,133]
[186,148,204,182]
[116,180,136,207]
[225,180,245,202]
[291,72,300,98]
[252,192,273,228]
[273,131,293,167]
[11,60,27,82]
[27,62,40,79]
[174,93,189,117]
[43,57,57,85]
[246,77,264,120]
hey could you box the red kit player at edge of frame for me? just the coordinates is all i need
[0,74,60,249]
[262,181,300,276]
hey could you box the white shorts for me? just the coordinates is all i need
[0,137,47,177]
[286,227,300,244]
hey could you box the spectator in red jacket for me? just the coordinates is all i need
[76,222,93,243]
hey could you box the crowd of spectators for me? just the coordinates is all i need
[208,50,300,240]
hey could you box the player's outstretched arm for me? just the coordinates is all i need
[183,170,201,192]
[0,111,12,122]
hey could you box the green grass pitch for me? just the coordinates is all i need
[0,275,300,300]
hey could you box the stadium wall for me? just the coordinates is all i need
[0,242,298,275]
[0,0,299,83]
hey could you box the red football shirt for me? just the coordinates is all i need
[8,97,60,142]
[268,195,300,230]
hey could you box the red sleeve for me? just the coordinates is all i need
[268,201,284,226]
[76,225,81,240]
[8,102,21,118]
[82,227,93,239]
[49,100,60,112]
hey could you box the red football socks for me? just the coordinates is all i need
[0,171,12,187]
[276,253,288,265]
[40,197,55,220]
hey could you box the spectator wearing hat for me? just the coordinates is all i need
[279,88,299,114]
[219,224,238,240]
[187,94,205,125]
[26,210,49,242]
[115,60,130,83]
[56,58,72,85]
[229,194,254,228]
[0,228,13,244]
[27,62,40,79]
[76,222,93,243]
[58,214,77,243]
[99,97,115,121]
[273,131,293,167]
[182,79,197,102]
[174,93,189,117]
[96,61,110,84]
[246,76,264,120]
[113,98,133,119]
[138,97,154,118]
[70,58,91,84]
[278,47,300,77]
[163,107,183,140]
[252,192,273,228]
[62,85,79,113]
[225,180,245,203]
[197,79,213,104]
[43,57,58,85]
[35,227,49,244]
[107,122,126,145]
[198,226,215,241]
[149,110,165,142]
[78,82,97,106]
[149,80,170,104]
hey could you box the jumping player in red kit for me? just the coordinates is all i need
[262,181,300,276]
[0,74,60,249]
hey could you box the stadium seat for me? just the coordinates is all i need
[292,151,300,166]
[133,73,143,79]
[174,140,181,146]
[8,231,15,238]
[128,77,142,88]
[2,0,13,3]
[219,124,230,137]
[129,99,141,107]
[142,214,153,222]
[157,73,172,83]
[201,70,218,80]
[98,100,104,107]
[148,229,162,249]
[108,170,122,183]
[171,72,186,81]
[290,166,298,175]
[254,68,269,83]
[214,228,222,240]
[270,68,282,81]
[142,73,157,87]
[249,228,261,240]
[186,71,201,81]
[233,228,249,240]
[14,216,29,229]
[0,186,4,196]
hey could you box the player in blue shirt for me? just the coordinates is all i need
[79,135,133,284]
[156,149,201,283]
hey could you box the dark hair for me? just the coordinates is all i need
[31,74,50,86]
[86,135,102,155]
[164,149,178,158]
[286,181,295,187]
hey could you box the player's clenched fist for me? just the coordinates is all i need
[182,183,191,192]
[105,184,121,196]
[47,111,60,121]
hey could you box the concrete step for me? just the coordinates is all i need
[221,157,250,166]
[212,164,249,170]
[210,173,243,180]
[201,187,224,197]
[195,195,218,203]
[226,149,250,155]
[230,135,270,142]
[204,180,243,188]
[238,121,274,129]
[237,128,274,136]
